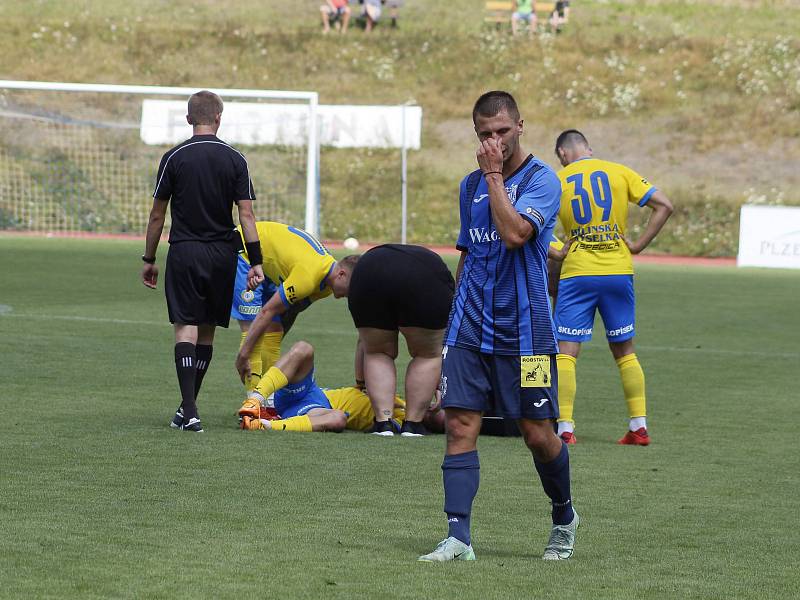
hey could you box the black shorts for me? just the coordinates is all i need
[348,244,455,330]
[165,240,238,327]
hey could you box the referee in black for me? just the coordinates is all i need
[141,90,264,433]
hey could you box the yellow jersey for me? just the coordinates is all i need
[323,387,406,431]
[556,158,655,279]
[239,221,335,307]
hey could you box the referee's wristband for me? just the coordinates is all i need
[141,254,156,264]
[245,241,263,266]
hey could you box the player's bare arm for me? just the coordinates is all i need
[235,291,288,381]
[478,138,534,249]
[623,190,674,254]
[141,198,168,289]
[455,250,467,284]
[547,237,576,262]
[354,336,366,390]
[236,200,265,289]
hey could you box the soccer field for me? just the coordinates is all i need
[1,236,798,599]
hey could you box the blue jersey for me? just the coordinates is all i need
[445,155,561,356]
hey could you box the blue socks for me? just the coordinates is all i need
[442,444,571,543]
[442,450,480,545]
[534,442,574,525]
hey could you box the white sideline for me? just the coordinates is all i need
[1,312,798,359]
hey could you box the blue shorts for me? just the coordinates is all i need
[440,346,559,421]
[554,275,635,343]
[274,371,332,418]
[513,11,534,21]
[230,256,280,322]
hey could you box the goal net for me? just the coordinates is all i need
[0,81,319,236]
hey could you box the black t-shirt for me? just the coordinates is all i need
[153,134,256,243]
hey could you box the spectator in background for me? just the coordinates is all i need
[512,0,537,38]
[362,0,382,32]
[550,1,570,33]
[387,0,402,28]
[321,0,351,34]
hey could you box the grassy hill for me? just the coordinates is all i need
[1,0,798,253]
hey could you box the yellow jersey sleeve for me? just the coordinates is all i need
[239,222,336,306]
[278,265,333,307]
[557,159,655,279]
[619,164,657,207]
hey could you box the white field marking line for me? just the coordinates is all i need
[600,344,799,360]
[1,313,164,326]
[0,313,353,335]
[2,313,798,359]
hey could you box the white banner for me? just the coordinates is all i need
[737,205,800,269]
[140,100,422,149]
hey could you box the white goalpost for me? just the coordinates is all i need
[0,80,320,236]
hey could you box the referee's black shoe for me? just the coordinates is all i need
[400,420,428,437]
[169,407,184,429]
[368,420,398,436]
[180,417,204,433]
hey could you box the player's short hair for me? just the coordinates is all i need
[188,90,223,126]
[338,254,360,271]
[555,129,589,155]
[472,91,520,123]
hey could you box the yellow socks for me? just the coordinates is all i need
[556,354,577,429]
[261,332,283,372]
[254,366,289,400]
[269,415,313,432]
[240,332,264,392]
[556,352,647,434]
[616,353,646,420]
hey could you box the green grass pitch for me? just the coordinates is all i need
[1,236,798,599]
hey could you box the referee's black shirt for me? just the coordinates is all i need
[153,134,256,243]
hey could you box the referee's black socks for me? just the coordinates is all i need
[174,342,198,420]
[194,344,213,400]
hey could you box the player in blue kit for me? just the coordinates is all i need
[418,91,578,563]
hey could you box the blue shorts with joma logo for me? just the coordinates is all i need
[440,346,559,421]
[230,255,281,322]
[274,371,332,418]
[554,274,635,343]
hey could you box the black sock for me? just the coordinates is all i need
[174,342,197,421]
[194,344,213,399]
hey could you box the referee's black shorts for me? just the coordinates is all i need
[348,244,455,331]
[165,240,238,327]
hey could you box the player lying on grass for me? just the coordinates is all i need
[232,221,358,408]
[239,340,445,433]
